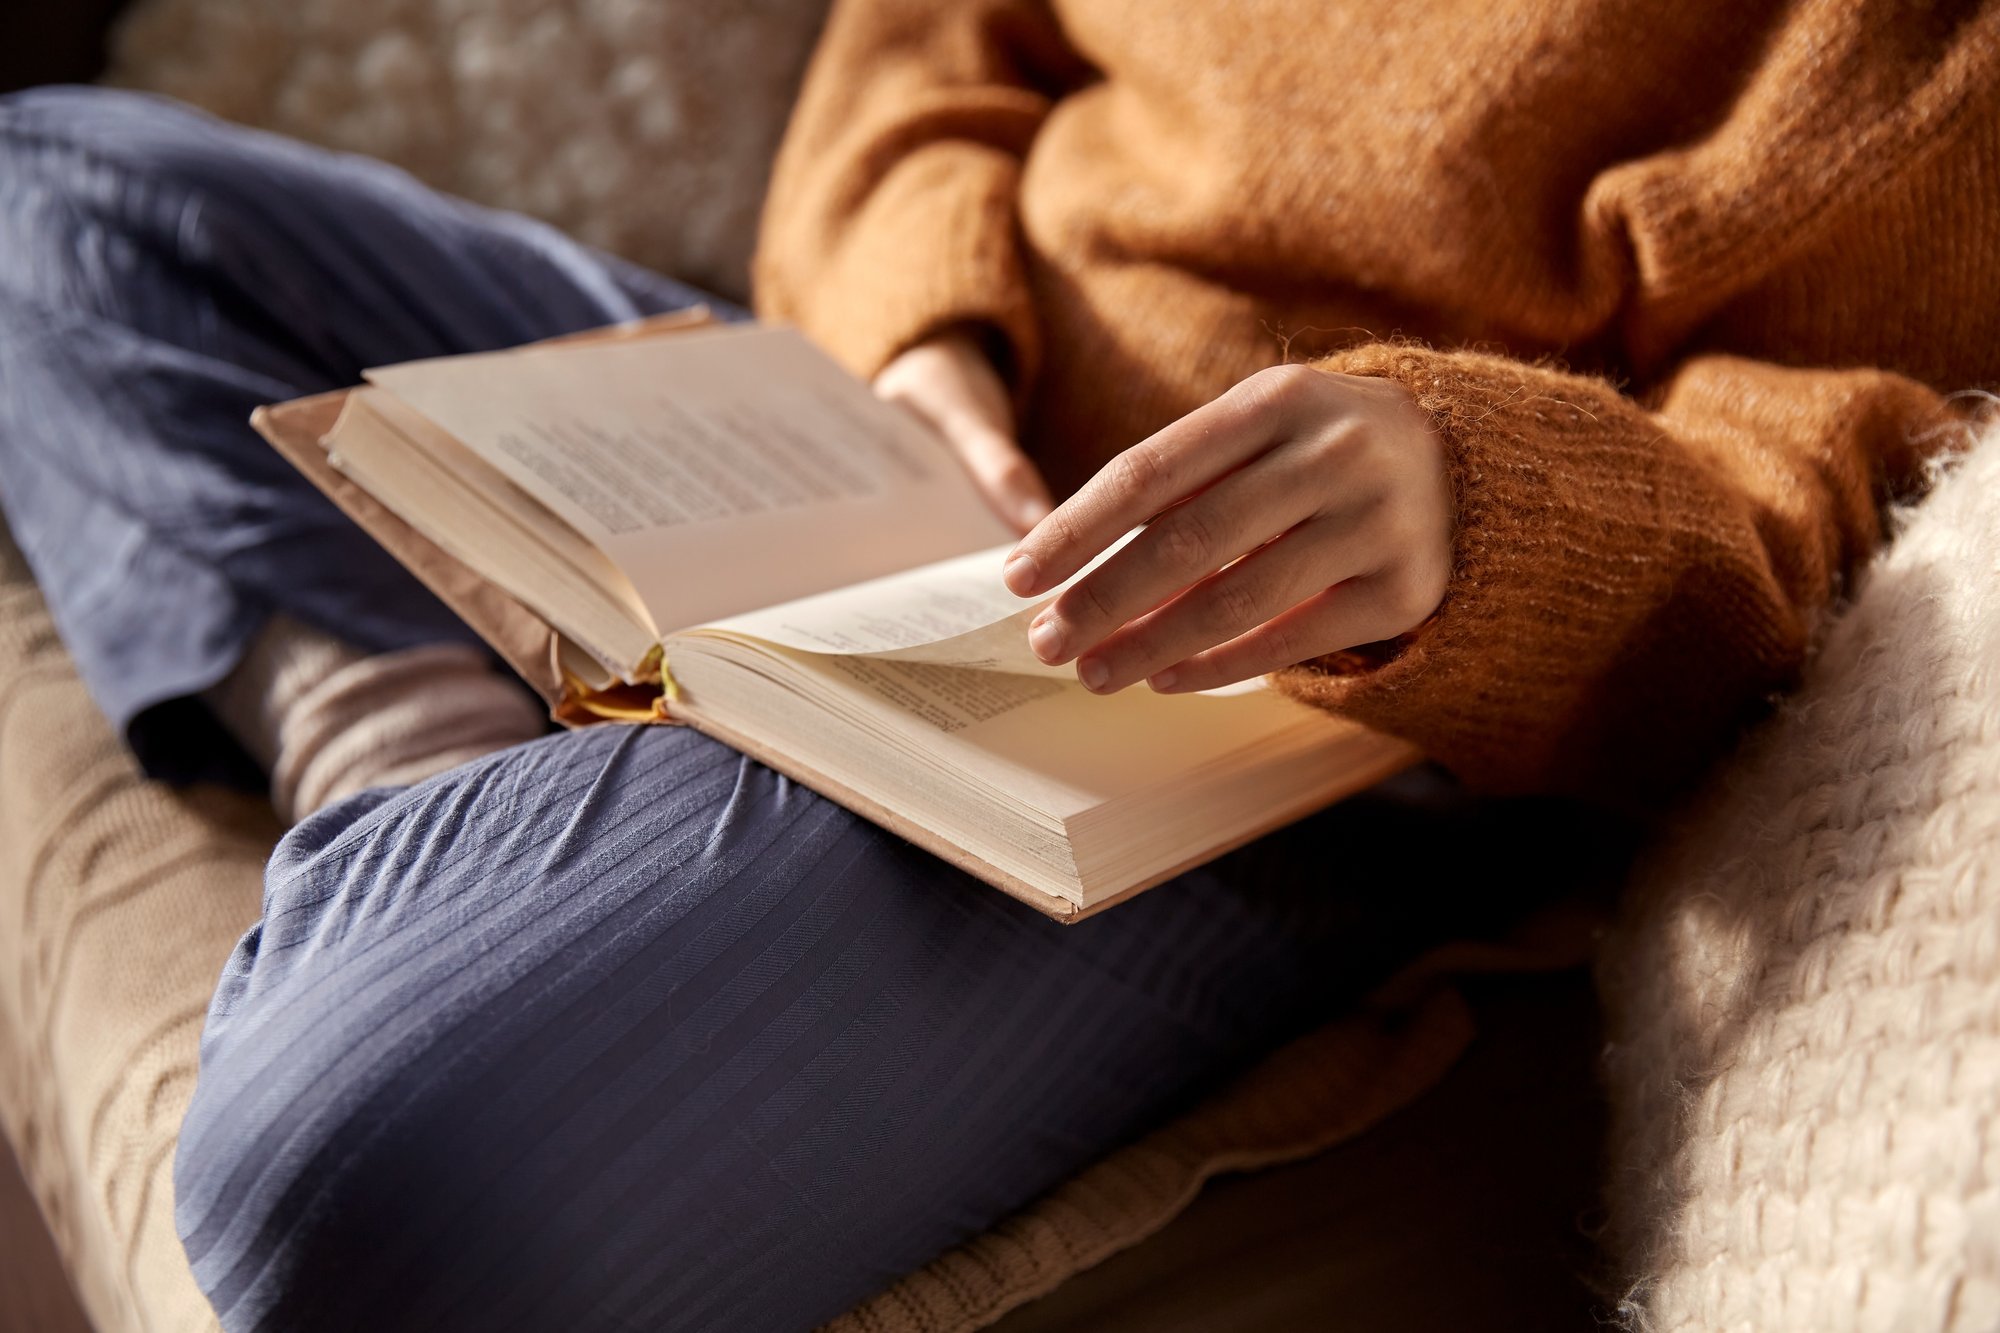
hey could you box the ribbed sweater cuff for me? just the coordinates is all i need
[1274,343,1801,801]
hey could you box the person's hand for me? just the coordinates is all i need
[1002,364,1452,694]
[874,330,1054,534]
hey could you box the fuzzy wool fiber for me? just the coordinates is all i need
[1602,417,2000,1333]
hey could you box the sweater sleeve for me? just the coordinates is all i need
[751,0,1083,389]
[1276,2,1998,803]
[1275,345,1971,803]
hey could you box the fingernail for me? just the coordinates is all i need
[1149,668,1179,692]
[1003,552,1040,595]
[1028,616,1065,662]
[1078,657,1110,691]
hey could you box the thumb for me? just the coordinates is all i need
[874,338,1054,534]
[930,407,1054,534]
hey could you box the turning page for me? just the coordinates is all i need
[695,532,1143,676]
[699,546,1056,675]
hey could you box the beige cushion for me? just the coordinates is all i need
[0,527,273,1333]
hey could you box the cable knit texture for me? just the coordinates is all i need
[756,0,2000,800]
[1599,422,2000,1333]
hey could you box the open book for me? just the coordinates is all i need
[252,311,1417,919]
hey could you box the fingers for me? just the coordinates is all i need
[1144,575,1422,694]
[1003,364,1327,596]
[1024,439,1345,666]
[1060,515,1380,692]
[999,362,1450,693]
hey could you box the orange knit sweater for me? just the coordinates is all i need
[755,0,2000,801]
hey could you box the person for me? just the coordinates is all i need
[0,1,1992,1328]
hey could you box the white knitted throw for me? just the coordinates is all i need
[1601,420,2000,1333]
[106,0,832,300]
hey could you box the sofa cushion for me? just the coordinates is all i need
[0,526,276,1333]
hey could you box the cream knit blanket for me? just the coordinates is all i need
[1602,420,2000,1333]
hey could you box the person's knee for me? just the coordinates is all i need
[170,793,558,1330]
[170,730,738,1329]
[0,85,335,271]
[0,86,193,191]
[168,725,1133,1330]
[0,88,228,306]
[171,763,494,1327]
[173,1023,415,1330]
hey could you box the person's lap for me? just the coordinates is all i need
[177,724,1493,1331]
[0,86,1525,1331]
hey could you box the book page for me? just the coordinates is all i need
[699,532,1140,676]
[701,546,1053,675]
[355,389,655,631]
[819,656,1069,730]
[365,324,1015,636]
[673,637,1333,824]
[324,393,661,679]
[822,656,1314,810]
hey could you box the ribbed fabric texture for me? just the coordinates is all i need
[1599,422,2000,1331]
[168,714,1520,1332]
[755,0,2000,801]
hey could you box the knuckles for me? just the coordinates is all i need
[1049,363,1451,670]
[1060,569,1117,628]
[1152,504,1218,576]
[1242,362,1326,409]
[1224,363,1328,429]
[1253,621,1303,670]
[1203,575,1266,634]
[1109,444,1169,501]
[1294,418,1371,480]
[1036,503,1086,554]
